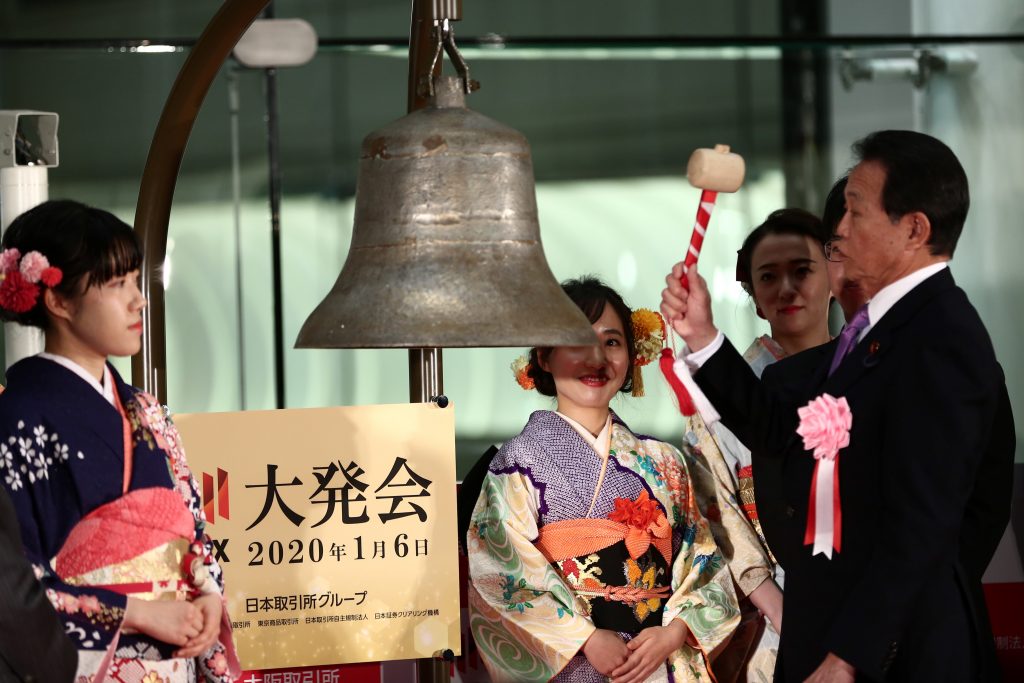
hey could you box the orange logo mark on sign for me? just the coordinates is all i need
[201,468,230,523]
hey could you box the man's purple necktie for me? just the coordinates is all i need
[828,305,870,376]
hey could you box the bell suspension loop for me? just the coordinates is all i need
[421,16,478,99]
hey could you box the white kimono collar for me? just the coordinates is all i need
[37,353,115,406]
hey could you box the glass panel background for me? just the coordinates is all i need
[0,0,1020,480]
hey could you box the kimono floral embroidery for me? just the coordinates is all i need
[693,553,722,575]
[559,553,605,615]
[624,556,664,622]
[53,441,71,462]
[46,588,123,630]
[634,452,664,484]
[204,651,229,677]
[124,398,158,453]
[0,442,20,490]
[501,574,544,613]
[125,393,203,520]
[147,402,193,500]
[612,427,691,528]
[46,589,103,617]
[646,445,690,519]
[0,420,77,487]
[612,447,664,482]
[609,446,636,469]
[127,388,229,602]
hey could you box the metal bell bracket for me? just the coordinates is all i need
[421,17,480,98]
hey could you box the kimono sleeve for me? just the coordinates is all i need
[661,443,742,666]
[157,405,241,682]
[680,413,773,597]
[467,466,595,682]
[162,411,227,593]
[0,419,128,650]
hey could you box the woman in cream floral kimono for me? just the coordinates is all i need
[670,208,834,681]
[468,277,746,683]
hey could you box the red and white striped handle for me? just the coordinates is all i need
[661,188,720,417]
[680,189,718,290]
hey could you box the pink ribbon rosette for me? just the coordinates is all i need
[796,393,852,558]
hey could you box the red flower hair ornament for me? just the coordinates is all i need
[0,248,62,314]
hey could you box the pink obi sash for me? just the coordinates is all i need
[56,487,195,599]
[55,486,241,681]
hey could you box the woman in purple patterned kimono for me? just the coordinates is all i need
[468,277,743,683]
[0,200,239,683]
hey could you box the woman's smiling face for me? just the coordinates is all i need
[540,302,630,417]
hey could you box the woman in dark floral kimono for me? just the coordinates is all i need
[0,200,239,682]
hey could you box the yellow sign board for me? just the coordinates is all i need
[174,402,461,670]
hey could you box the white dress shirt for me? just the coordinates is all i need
[685,260,950,368]
[860,261,948,341]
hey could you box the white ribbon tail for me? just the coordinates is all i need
[812,458,835,559]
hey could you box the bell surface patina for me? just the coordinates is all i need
[296,76,596,349]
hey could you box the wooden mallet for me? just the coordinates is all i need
[679,144,746,289]
[660,144,746,415]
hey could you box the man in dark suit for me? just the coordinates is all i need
[0,484,77,682]
[661,130,1014,682]
[814,175,1015,682]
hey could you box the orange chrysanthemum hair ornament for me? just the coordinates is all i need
[630,308,666,397]
[510,308,666,396]
[0,248,63,314]
[511,354,535,390]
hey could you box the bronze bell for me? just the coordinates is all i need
[296,76,596,349]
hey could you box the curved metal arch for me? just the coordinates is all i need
[132,0,269,401]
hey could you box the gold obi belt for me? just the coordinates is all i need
[737,465,758,523]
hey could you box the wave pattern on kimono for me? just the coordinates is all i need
[468,410,740,683]
[0,357,239,683]
[680,335,784,682]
